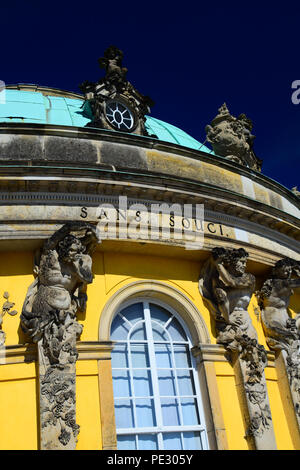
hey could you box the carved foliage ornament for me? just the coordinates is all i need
[79,46,156,137]
[205,103,262,171]
[0,291,18,346]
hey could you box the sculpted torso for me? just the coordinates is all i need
[214,269,257,339]
[262,281,294,329]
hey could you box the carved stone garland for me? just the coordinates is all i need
[259,257,300,445]
[20,222,99,450]
[0,291,18,347]
[199,247,276,449]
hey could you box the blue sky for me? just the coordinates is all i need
[2,1,300,191]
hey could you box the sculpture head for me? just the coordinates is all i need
[57,235,93,284]
[57,235,84,263]
[212,247,249,277]
[272,258,293,279]
[228,249,249,276]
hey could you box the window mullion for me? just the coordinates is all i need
[143,301,164,450]
[127,338,138,433]
[169,339,185,450]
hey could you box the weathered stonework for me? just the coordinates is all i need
[199,247,276,449]
[259,258,300,437]
[205,103,262,171]
[0,292,18,346]
[20,222,99,450]
[79,46,155,137]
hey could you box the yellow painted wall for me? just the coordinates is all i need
[0,250,299,450]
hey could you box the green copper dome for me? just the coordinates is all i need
[0,87,213,154]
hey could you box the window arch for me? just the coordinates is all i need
[110,298,209,450]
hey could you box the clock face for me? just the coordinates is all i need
[105,100,135,131]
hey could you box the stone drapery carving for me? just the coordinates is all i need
[199,247,276,448]
[21,222,99,449]
[79,46,155,137]
[0,292,18,346]
[259,258,300,425]
[205,103,262,171]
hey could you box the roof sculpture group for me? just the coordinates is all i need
[205,103,262,172]
[79,46,155,137]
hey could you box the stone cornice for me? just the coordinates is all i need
[0,122,299,208]
[0,341,115,365]
[0,167,297,243]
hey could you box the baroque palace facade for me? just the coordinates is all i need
[0,47,299,451]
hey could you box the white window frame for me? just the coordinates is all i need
[111,297,209,450]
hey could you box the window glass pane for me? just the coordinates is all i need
[158,369,176,396]
[155,343,173,368]
[166,317,187,341]
[163,432,182,450]
[111,315,130,340]
[111,301,208,450]
[149,303,170,326]
[133,370,153,397]
[121,303,144,324]
[112,370,131,398]
[181,398,200,425]
[174,344,191,368]
[135,399,156,427]
[138,434,158,450]
[152,322,169,341]
[182,431,202,450]
[115,399,135,428]
[177,371,195,396]
[117,435,137,450]
[111,343,129,368]
[130,322,147,340]
[161,398,181,426]
[130,344,150,368]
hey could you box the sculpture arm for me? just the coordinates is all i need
[44,222,98,252]
[290,278,300,289]
[215,262,238,287]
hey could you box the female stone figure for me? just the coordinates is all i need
[259,258,300,351]
[259,258,300,431]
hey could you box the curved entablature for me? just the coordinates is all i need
[0,122,298,265]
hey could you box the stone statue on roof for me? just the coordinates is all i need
[205,103,262,172]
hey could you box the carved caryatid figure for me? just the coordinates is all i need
[259,258,300,427]
[199,247,275,444]
[21,222,99,449]
[205,103,262,172]
[259,258,300,350]
[199,247,257,349]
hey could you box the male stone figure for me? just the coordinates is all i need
[199,247,257,349]
[21,222,99,449]
[199,247,276,447]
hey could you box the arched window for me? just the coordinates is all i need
[110,299,209,450]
